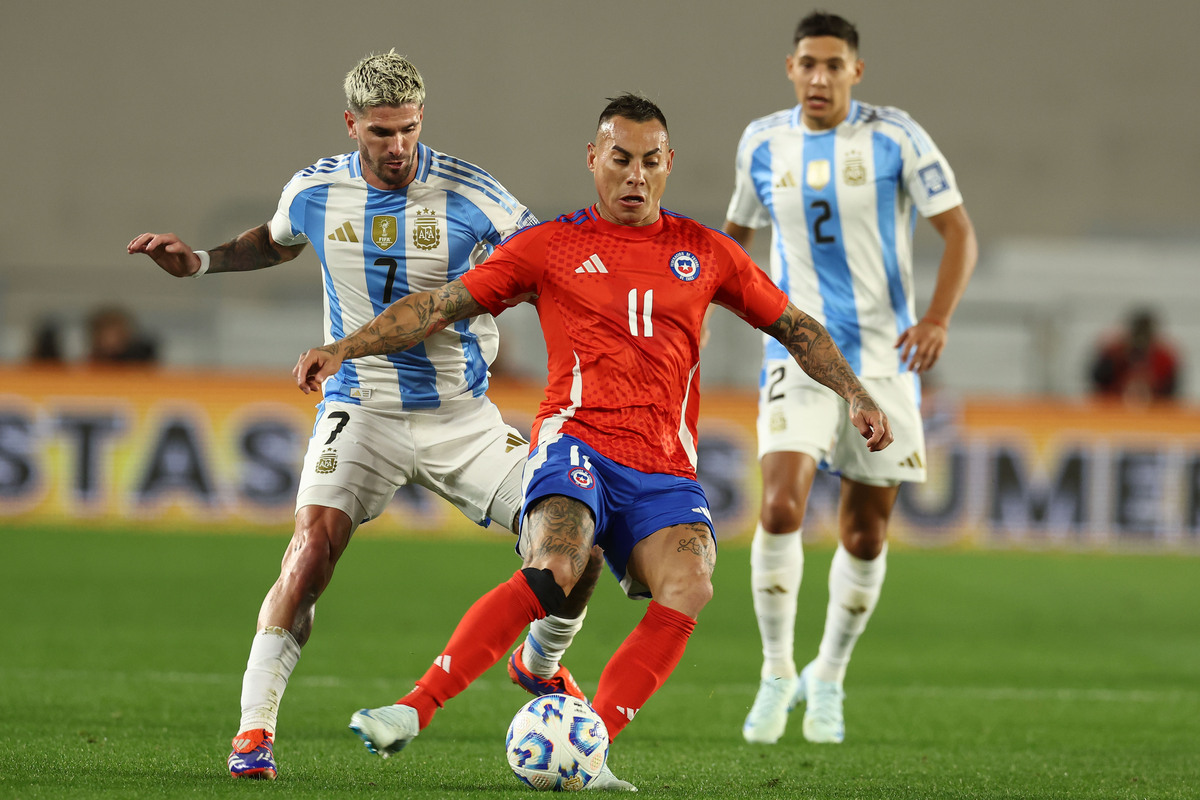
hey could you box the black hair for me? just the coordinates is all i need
[597,93,668,136]
[794,10,859,50]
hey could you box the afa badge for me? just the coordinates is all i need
[669,251,700,282]
[568,467,595,490]
[315,448,338,474]
[413,207,441,251]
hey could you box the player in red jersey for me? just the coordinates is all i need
[293,94,891,789]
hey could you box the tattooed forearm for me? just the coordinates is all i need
[528,496,595,579]
[209,224,305,273]
[331,279,487,361]
[763,303,873,412]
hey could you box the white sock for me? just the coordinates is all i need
[750,524,803,680]
[813,543,887,684]
[237,626,302,735]
[524,610,587,679]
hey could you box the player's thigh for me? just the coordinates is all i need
[625,520,716,617]
[296,402,415,527]
[831,373,927,486]
[409,396,529,529]
[518,435,604,568]
[605,470,715,600]
[757,359,843,466]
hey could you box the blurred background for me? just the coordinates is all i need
[2,0,1198,548]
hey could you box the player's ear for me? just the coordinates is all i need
[586,142,597,173]
[852,58,865,86]
[345,110,358,140]
[664,148,674,175]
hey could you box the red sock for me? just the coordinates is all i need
[592,600,696,739]
[399,570,545,728]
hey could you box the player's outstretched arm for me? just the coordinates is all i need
[762,303,893,452]
[294,278,487,394]
[128,224,305,277]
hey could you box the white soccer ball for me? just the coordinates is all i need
[505,693,610,791]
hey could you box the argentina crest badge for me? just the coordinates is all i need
[413,207,441,251]
[669,251,700,282]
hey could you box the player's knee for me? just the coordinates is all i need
[841,529,887,560]
[521,567,569,618]
[653,570,713,619]
[761,484,807,531]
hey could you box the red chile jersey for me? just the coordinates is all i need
[459,205,788,478]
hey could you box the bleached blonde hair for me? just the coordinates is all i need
[344,50,425,115]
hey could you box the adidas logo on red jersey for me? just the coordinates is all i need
[575,254,608,274]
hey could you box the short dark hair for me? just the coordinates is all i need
[597,94,668,136]
[794,11,859,50]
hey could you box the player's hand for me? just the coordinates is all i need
[127,232,203,277]
[293,346,343,394]
[895,319,948,373]
[849,399,893,452]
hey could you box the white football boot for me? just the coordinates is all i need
[796,661,845,744]
[349,704,420,757]
[741,674,801,744]
[587,761,637,792]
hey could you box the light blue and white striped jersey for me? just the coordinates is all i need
[727,100,963,377]
[269,143,537,409]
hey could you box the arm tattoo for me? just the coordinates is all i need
[528,495,595,580]
[763,304,874,413]
[209,224,304,272]
[332,279,487,360]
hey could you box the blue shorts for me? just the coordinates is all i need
[518,435,715,598]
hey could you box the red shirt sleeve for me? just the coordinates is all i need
[459,227,544,316]
[710,233,788,328]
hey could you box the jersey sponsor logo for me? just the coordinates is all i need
[691,506,712,523]
[575,254,609,274]
[774,170,797,189]
[328,221,359,243]
[372,215,398,250]
[567,466,595,489]
[315,448,338,474]
[669,251,700,282]
[843,151,868,186]
[918,163,950,196]
[806,159,831,190]
[505,432,528,452]
[898,450,925,469]
[413,208,441,251]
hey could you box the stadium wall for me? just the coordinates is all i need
[3,368,1197,551]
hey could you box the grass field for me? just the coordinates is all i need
[2,526,1197,799]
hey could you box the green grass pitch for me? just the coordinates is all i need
[1,526,1197,799]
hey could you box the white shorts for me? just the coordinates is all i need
[296,396,528,532]
[757,362,926,486]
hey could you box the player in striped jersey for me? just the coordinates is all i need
[293,94,891,790]
[723,12,978,745]
[128,51,597,780]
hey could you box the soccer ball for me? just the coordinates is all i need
[505,693,609,791]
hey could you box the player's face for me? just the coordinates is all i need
[587,116,673,227]
[345,103,423,190]
[787,36,863,130]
